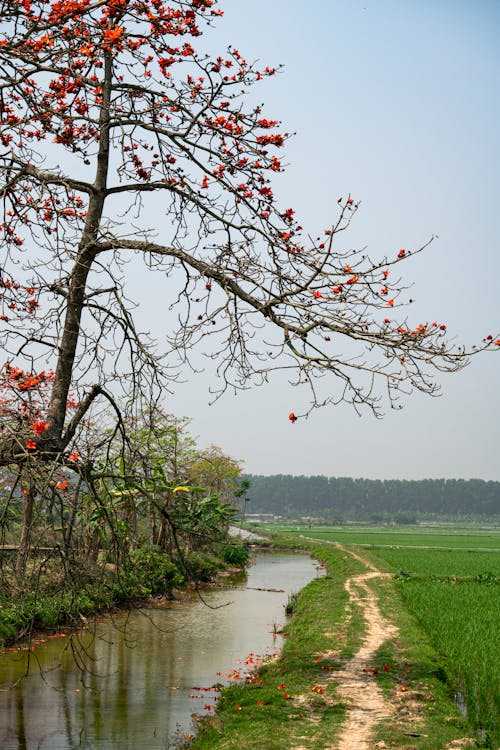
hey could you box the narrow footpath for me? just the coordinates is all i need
[328,545,398,750]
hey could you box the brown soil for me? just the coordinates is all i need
[327,545,398,750]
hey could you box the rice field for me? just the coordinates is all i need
[261,523,500,550]
[371,547,500,577]
[396,580,499,739]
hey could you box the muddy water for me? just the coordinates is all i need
[0,554,320,749]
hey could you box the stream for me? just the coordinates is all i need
[0,553,320,749]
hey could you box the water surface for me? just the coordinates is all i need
[0,553,320,749]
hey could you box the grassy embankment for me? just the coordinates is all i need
[0,542,249,647]
[190,530,480,750]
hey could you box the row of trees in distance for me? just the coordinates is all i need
[244,475,500,522]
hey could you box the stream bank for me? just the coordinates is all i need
[0,552,319,749]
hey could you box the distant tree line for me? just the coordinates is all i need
[243,476,500,521]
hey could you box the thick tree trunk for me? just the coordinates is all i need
[45,51,113,447]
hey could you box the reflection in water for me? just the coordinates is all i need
[0,554,320,749]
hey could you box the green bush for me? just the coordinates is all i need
[219,542,250,567]
[113,546,183,601]
[181,550,222,581]
[0,600,29,644]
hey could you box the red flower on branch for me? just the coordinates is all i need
[30,420,50,434]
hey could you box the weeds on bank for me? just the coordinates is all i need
[0,542,249,647]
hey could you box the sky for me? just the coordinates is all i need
[132,1,500,480]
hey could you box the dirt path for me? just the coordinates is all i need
[329,545,398,750]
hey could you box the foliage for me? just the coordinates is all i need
[0,583,115,645]
[284,590,298,615]
[245,474,500,520]
[181,549,223,582]
[117,544,184,598]
[218,541,250,567]
[0,532,251,644]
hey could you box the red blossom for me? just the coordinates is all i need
[256,133,284,147]
[30,420,50,434]
[103,26,124,47]
[258,118,278,128]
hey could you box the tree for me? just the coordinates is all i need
[100,409,243,554]
[0,0,497,475]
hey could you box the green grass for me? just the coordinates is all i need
[368,574,482,750]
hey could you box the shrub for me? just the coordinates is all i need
[181,550,223,582]
[113,546,183,601]
[219,542,250,567]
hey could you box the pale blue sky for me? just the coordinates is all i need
[142,1,500,480]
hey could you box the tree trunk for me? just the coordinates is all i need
[15,484,35,577]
